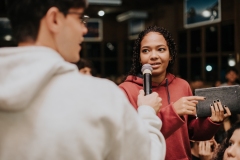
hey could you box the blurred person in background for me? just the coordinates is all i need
[0,0,166,159]
[75,58,96,76]
[214,67,240,144]
[212,121,240,160]
[213,80,222,87]
[190,76,204,95]
[190,137,218,160]
[220,67,239,86]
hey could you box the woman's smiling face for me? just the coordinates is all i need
[140,32,171,77]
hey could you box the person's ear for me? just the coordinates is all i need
[44,7,64,33]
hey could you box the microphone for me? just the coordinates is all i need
[141,64,153,95]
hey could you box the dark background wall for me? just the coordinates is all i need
[1,0,240,85]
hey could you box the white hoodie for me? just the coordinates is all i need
[0,46,166,160]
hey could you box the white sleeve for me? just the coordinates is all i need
[107,101,166,160]
[103,83,166,160]
[137,105,166,160]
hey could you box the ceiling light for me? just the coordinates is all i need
[117,11,148,22]
[4,35,12,41]
[228,58,236,66]
[206,65,212,72]
[202,10,211,17]
[88,0,121,5]
[98,10,105,16]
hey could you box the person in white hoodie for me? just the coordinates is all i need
[0,0,166,160]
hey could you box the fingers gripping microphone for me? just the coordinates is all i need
[141,64,153,95]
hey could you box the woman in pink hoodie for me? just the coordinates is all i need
[119,25,231,160]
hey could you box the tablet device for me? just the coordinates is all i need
[195,85,240,117]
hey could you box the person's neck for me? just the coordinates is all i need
[152,72,167,84]
[18,37,55,51]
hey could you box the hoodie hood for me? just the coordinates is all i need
[124,73,176,87]
[0,46,77,112]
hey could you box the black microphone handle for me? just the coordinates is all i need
[143,73,152,95]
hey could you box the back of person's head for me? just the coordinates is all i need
[5,0,88,43]
[224,67,239,84]
[75,58,96,76]
[190,76,204,85]
[128,25,177,76]
[213,79,221,87]
[226,67,239,75]
[190,76,204,94]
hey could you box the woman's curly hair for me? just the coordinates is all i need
[212,121,240,160]
[127,25,177,76]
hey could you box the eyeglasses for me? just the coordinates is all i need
[66,12,90,25]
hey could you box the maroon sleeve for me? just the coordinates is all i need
[188,116,221,141]
[159,103,185,139]
[186,83,221,140]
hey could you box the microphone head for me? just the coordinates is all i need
[141,64,153,74]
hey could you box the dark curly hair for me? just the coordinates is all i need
[212,121,240,160]
[127,25,177,77]
[75,58,96,76]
